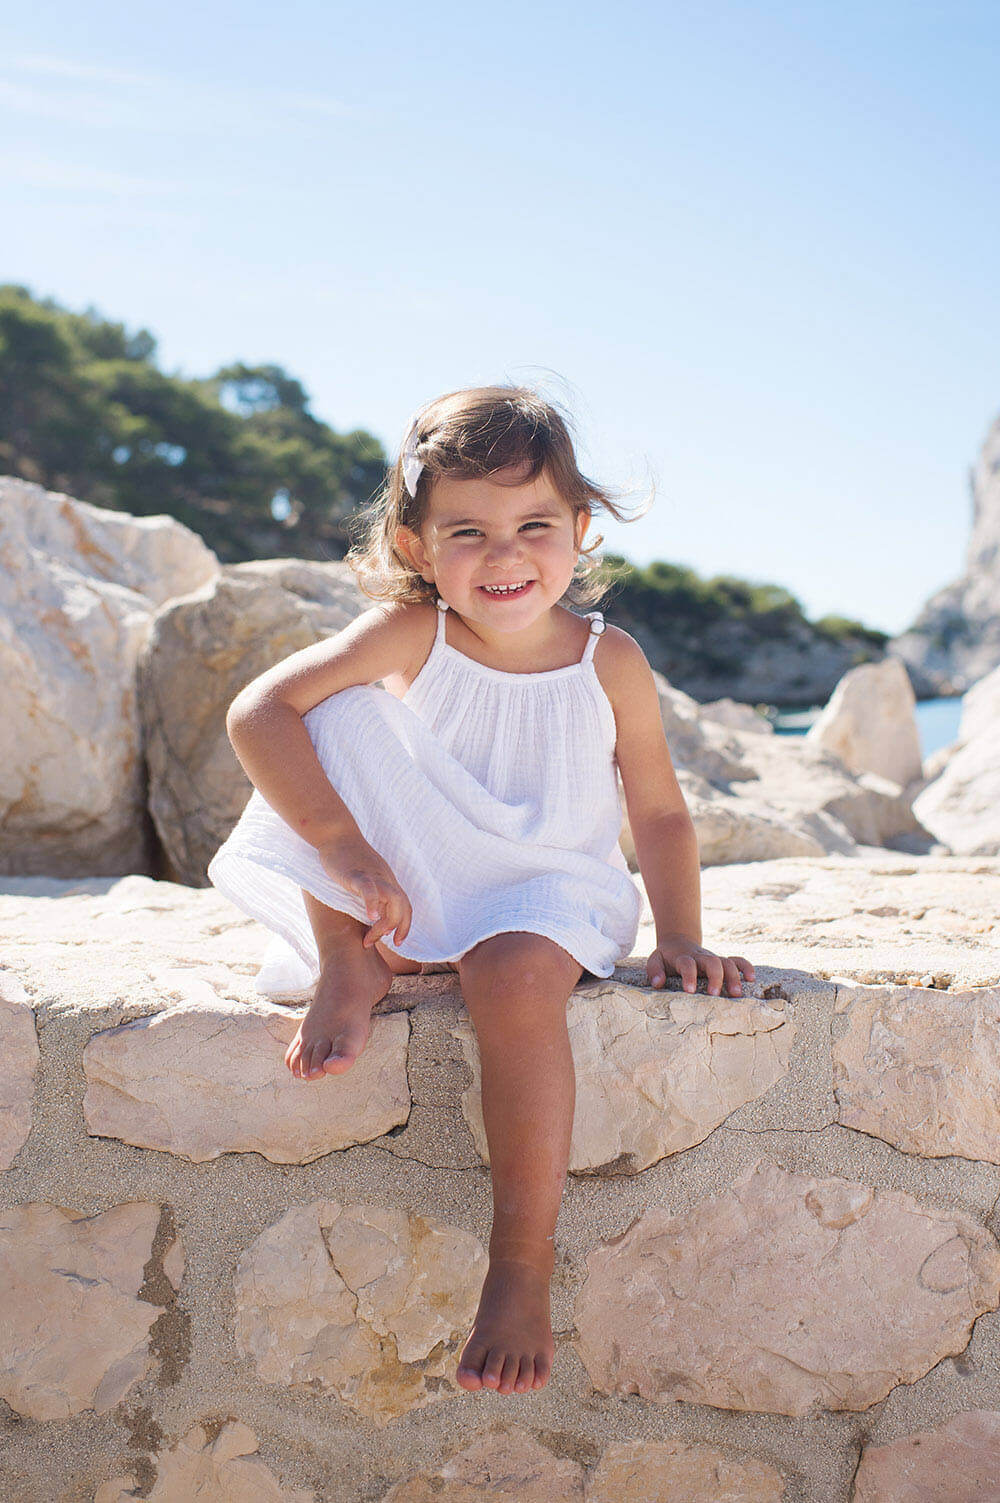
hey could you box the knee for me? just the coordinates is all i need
[460,932,580,1011]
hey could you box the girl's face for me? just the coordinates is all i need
[397,465,589,630]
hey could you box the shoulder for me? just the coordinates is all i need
[591,623,658,717]
[367,596,439,685]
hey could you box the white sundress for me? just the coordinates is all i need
[207,596,642,993]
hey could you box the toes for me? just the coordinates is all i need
[456,1339,488,1390]
[497,1354,521,1394]
[322,1035,359,1072]
[513,1356,534,1393]
[532,1352,551,1389]
[301,1038,334,1080]
[481,1346,506,1389]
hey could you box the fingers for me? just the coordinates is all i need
[653,949,756,996]
[355,877,412,949]
[675,953,698,993]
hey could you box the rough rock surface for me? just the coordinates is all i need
[2,866,1000,1500]
[587,1439,786,1502]
[625,677,932,866]
[83,998,410,1162]
[453,985,794,1173]
[95,1419,316,1502]
[913,663,1000,855]
[852,1409,1000,1502]
[699,698,776,735]
[0,479,218,876]
[833,983,1000,1162]
[573,1158,1000,1416]
[234,1199,488,1425]
[379,1428,585,1501]
[804,656,922,788]
[0,968,38,1169]
[1,856,995,1013]
[138,559,368,885]
[0,1201,172,1419]
[891,410,1000,693]
[380,1431,783,1502]
[686,853,1000,988]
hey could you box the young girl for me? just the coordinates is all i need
[208,384,754,1399]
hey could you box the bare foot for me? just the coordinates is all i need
[285,943,394,1079]
[456,1257,555,1394]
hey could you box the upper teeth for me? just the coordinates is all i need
[483,582,528,594]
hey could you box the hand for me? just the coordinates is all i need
[648,934,755,997]
[314,832,413,950]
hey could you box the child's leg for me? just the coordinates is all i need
[453,931,583,1396]
[285,892,403,1080]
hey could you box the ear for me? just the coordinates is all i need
[395,524,433,581]
[574,511,590,551]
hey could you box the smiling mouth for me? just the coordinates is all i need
[479,581,534,598]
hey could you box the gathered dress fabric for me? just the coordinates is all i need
[208,596,642,994]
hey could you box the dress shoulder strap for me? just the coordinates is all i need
[580,610,606,664]
[434,595,449,643]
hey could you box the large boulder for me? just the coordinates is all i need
[912,663,1000,854]
[0,479,218,876]
[804,656,922,787]
[621,674,934,866]
[138,559,369,884]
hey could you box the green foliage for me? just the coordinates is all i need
[602,553,882,645]
[0,285,387,560]
[813,614,889,648]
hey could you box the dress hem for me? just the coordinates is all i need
[208,843,629,984]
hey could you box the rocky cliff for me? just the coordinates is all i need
[890,411,1000,694]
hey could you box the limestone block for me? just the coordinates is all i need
[853,1409,1000,1501]
[453,984,794,1173]
[959,662,1000,743]
[692,854,1000,989]
[138,560,368,884]
[83,1001,410,1163]
[914,729,1000,855]
[834,983,1000,1162]
[699,698,775,735]
[0,478,217,876]
[641,740,927,868]
[95,1419,315,1502]
[730,735,926,852]
[0,1201,169,1419]
[234,1199,487,1426]
[587,1439,786,1501]
[573,1158,1000,1417]
[672,781,831,864]
[805,657,922,787]
[654,676,757,786]
[0,969,38,1169]
[379,1428,585,1501]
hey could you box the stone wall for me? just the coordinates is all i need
[3,860,1000,1501]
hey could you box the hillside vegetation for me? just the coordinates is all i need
[1,286,884,697]
[0,284,384,561]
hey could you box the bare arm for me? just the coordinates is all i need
[226,601,427,850]
[602,629,702,945]
[602,628,754,996]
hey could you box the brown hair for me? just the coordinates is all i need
[344,384,649,607]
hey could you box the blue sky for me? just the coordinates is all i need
[3,1,998,634]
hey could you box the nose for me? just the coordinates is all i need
[485,538,525,568]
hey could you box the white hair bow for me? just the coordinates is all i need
[400,410,426,499]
